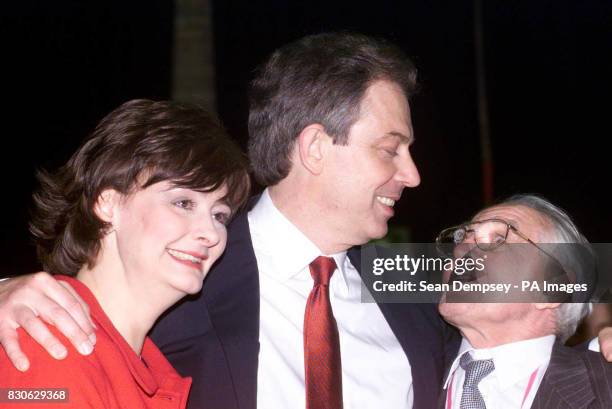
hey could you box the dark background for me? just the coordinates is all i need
[1,0,610,275]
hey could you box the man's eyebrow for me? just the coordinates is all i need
[379,131,414,144]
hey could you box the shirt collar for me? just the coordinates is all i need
[444,335,555,390]
[248,188,350,291]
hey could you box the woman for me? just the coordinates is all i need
[1,99,250,408]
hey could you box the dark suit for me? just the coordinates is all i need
[531,343,612,409]
[438,342,612,409]
[151,207,460,409]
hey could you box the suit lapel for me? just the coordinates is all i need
[531,343,596,409]
[348,247,447,409]
[204,210,260,409]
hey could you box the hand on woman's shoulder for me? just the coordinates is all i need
[1,326,112,408]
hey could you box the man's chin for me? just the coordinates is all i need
[365,223,390,242]
[437,303,468,326]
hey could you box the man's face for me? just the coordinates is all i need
[438,204,553,331]
[320,80,420,247]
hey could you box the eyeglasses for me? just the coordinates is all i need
[436,218,577,302]
[435,218,561,265]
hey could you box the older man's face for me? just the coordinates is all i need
[316,80,421,247]
[438,204,555,331]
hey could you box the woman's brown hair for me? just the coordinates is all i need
[30,99,250,275]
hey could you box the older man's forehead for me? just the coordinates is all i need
[475,205,553,240]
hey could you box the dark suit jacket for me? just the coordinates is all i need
[531,343,612,409]
[151,208,460,409]
[438,342,612,409]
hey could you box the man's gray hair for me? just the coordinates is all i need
[495,194,593,342]
[499,194,588,244]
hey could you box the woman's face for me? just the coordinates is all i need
[109,180,230,296]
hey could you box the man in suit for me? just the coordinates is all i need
[437,194,612,409]
[0,32,460,409]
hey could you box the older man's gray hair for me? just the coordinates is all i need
[492,194,593,342]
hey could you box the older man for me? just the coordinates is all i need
[0,33,458,409]
[438,195,612,409]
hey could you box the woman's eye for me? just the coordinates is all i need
[173,199,195,210]
[213,212,231,225]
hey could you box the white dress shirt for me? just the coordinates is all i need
[250,189,412,409]
[444,335,556,409]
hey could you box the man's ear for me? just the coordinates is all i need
[94,189,122,226]
[295,124,330,175]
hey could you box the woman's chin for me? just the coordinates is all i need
[170,275,205,297]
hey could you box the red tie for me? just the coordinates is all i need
[304,256,343,409]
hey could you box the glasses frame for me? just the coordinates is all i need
[435,218,567,275]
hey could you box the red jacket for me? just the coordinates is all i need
[0,276,192,409]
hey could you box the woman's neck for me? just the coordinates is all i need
[76,255,178,355]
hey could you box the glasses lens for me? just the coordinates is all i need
[437,227,467,244]
[437,220,511,258]
[453,228,466,243]
[436,227,469,258]
[472,220,508,251]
